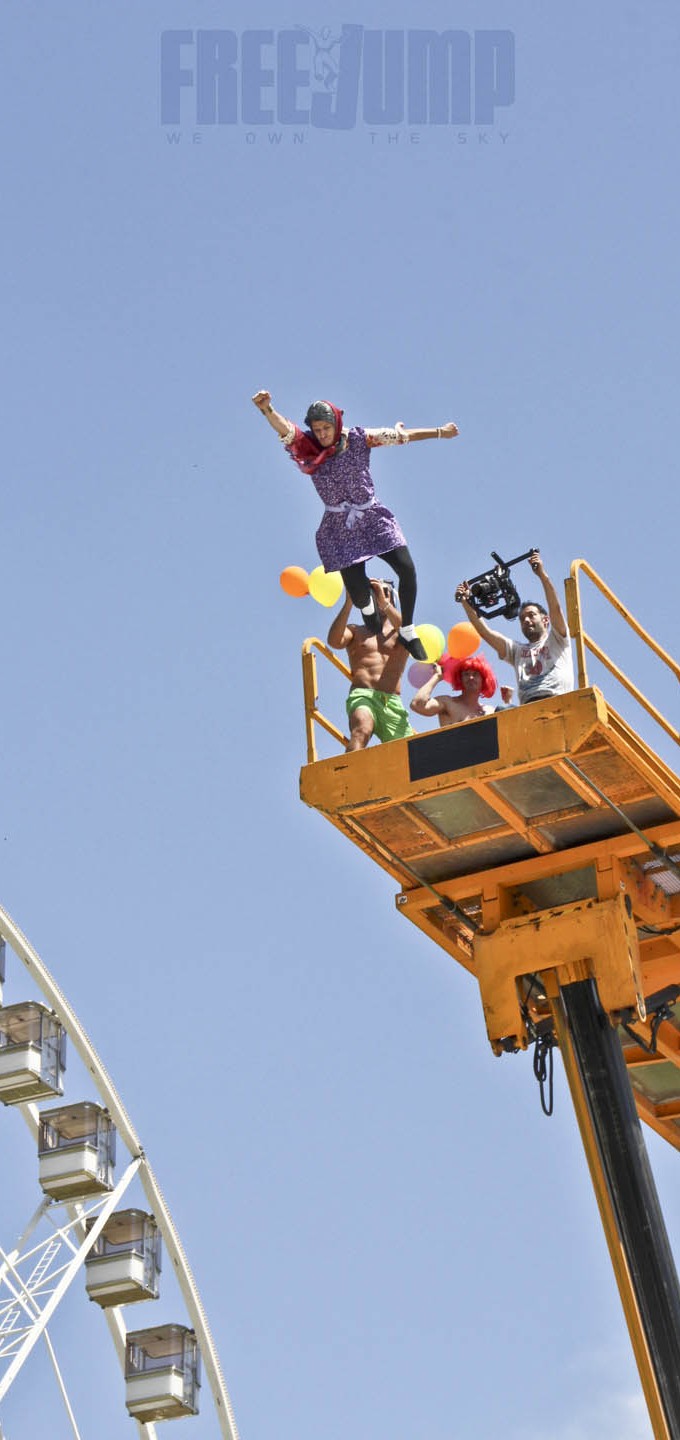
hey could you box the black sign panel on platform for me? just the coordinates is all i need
[407,719,500,782]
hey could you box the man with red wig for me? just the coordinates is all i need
[252,388,458,659]
[411,653,512,726]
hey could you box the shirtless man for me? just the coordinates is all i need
[327,579,413,750]
[411,656,511,726]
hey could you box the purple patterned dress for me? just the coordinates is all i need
[289,427,406,572]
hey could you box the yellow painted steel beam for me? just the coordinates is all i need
[299,568,680,1436]
[473,895,644,1053]
[392,819,680,913]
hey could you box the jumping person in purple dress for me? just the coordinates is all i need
[252,390,459,660]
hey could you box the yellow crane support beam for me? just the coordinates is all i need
[299,561,680,1437]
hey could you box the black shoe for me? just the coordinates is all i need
[398,633,427,661]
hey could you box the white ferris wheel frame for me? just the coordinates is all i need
[0,902,240,1440]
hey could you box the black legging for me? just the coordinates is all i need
[340,545,417,626]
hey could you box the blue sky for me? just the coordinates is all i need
[1,2,679,1437]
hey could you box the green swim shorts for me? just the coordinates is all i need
[346,688,414,743]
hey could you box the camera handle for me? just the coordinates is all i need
[489,548,539,576]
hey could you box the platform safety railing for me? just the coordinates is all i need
[303,562,680,764]
[301,639,352,763]
[565,559,680,749]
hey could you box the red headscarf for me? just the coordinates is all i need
[288,401,345,474]
[440,652,497,699]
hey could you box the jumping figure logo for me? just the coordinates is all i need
[160,27,515,135]
[296,25,344,93]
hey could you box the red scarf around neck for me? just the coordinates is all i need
[288,402,345,474]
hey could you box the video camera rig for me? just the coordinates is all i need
[463,549,538,621]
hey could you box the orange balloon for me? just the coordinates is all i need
[447,621,480,659]
[280,565,309,597]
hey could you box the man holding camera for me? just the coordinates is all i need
[455,550,574,705]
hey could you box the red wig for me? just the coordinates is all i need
[440,651,497,699]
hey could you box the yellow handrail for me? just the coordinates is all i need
[565,559,680,748]
[302,561,680,764]
[301,639,351,763]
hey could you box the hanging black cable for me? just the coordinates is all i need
[532,1027,555,1116]
[622,1001,676,1056]
[521,977,556,1116]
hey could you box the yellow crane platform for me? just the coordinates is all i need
[298,559,680,1440]
[301,683,680,1146]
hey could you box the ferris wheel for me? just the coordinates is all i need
[0,902,240,1439]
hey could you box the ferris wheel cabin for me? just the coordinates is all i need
[37,1101,116,1199]
[124,1324,200,1422]
[84,1208,162,1308]
[0,1001,66,1105]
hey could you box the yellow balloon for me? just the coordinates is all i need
[308,567,344,607]
[415,624,445,662]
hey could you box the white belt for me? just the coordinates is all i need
[324,498,376,530]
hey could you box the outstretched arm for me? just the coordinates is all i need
[529,550,568,637]
[327,591,355,650]
[252,389,295,440]
[410,664,446,717]
[402,420,459,443]
[455,582,509,661]
[366,420,459,448]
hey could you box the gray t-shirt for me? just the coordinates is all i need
[505,626,574,703]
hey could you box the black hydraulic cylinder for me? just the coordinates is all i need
[561,977,680,1438]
